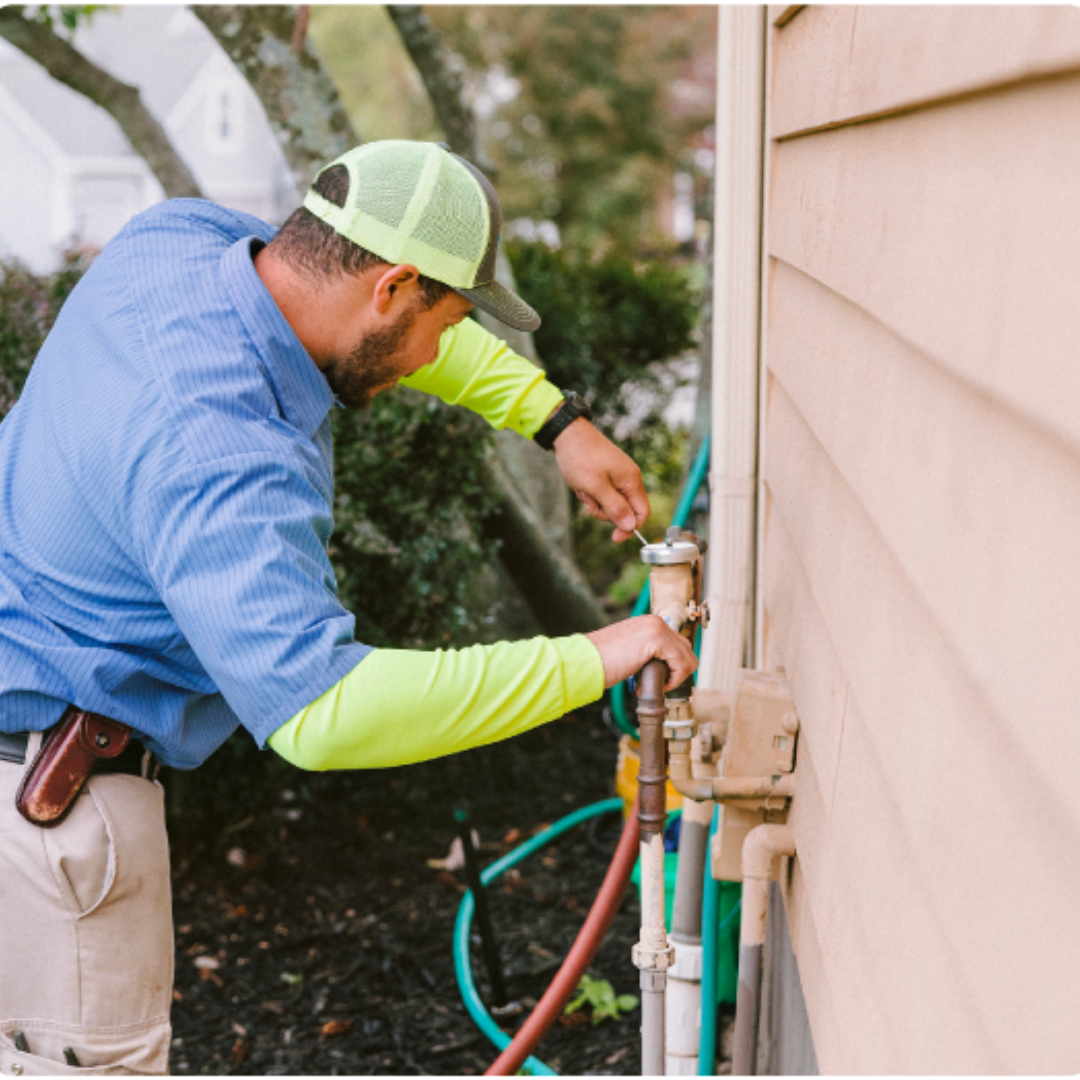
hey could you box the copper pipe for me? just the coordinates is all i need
[635,658,669,838]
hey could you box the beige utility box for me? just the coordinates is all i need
[711,670,799,882]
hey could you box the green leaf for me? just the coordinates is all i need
[563,975,637,1025]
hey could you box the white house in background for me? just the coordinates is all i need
[0,5,296,273]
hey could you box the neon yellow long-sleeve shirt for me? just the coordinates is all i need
[269,318,602,771]
[400,316,564,435]
[270,636,604,770]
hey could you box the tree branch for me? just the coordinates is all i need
[192,5,355,192]
[0,8,202,199]
[386,3,608,630]
[385,5,494,175]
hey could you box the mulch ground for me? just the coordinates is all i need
[166,703,733,1076]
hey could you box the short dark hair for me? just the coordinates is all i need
[268,165,453,309]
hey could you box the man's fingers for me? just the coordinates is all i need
[598,489,635,534]
[662,640,698,691]
[621,481,650,531]
[576,490,604,518]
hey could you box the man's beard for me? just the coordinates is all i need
[322,306,416,411]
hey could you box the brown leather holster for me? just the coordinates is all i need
[16,707,132,827]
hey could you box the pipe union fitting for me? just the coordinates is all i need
[663,721,695,740]
[632,941,676,972]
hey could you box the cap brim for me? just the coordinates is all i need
[455,281,540,333]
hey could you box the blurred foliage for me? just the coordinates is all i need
[309,6,440,145]
[311,5,716,252]
[18,4,106,34]
[427,5,717,249]
[0,253,89,417]
[330,390,499,650]
[508,241,699,608]
[564,973,639,1025]
[507,240,697,429]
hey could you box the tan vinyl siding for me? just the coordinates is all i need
[760,5,1080,1072]
[771,6,1080,138]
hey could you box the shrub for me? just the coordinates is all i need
[508,241,701,607]
[0,253,90,415]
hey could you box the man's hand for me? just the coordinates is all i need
[585,615,698,693]
[552,418,649,542]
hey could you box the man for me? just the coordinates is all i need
[0,141,695,1074]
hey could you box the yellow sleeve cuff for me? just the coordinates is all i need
[268,634,605,772]
[399,317,564,439]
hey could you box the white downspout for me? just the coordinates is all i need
[668,8,767,1076]
[701,4,767,698]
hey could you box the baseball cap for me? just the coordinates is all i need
[302,141,540,333]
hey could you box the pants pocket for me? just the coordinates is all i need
[0,1016,170,1075]
[42,786,117,918]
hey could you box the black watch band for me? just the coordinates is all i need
[534,391,593,451]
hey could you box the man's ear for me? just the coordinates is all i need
[372,264,420,313]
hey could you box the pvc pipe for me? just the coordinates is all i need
[666,796,714,1075]
[731,824,795,1076]
[486,798,641,1076]
[634,660,672,1075]
[454,798,625,1077]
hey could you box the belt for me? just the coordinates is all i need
[0,729,157,777]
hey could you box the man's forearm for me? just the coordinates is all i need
[399,317,563,438]
[268,635,604,771]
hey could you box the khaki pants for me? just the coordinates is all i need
[0,742,174,1075]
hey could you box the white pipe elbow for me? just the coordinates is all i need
[743,822,795,880]
[740,824,795,948]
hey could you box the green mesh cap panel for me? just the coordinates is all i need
[301,141,539,331]
[348,143,427,229]
[411,153,487,265]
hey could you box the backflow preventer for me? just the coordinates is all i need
[632,528,709,1076]
[633,528,800,1075]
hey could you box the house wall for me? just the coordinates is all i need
[0,85,61,272]
[755,6,1080,1072]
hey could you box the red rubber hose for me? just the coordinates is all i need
[486,794,642,1076]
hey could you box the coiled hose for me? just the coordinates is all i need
[452,796,637,1076]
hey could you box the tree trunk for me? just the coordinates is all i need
[387,4,605,626]
[0,8,202,199]
[384,5,495,175]
[191,5,355,192]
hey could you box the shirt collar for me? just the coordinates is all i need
[220,237,337,439]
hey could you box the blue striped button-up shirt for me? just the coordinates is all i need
[0,200,370,768]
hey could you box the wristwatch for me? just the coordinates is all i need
[534,391,593,451]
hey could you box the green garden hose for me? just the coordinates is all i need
[453,797,625,1077]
